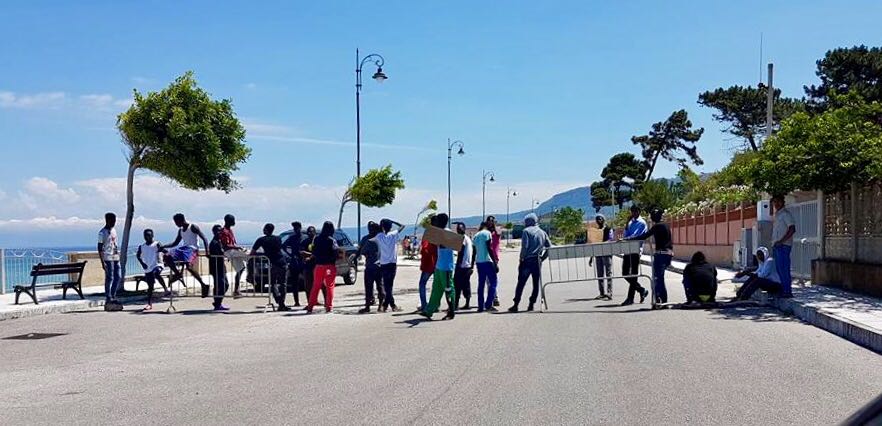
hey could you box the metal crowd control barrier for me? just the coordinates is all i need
[166,255,275,313]
[540,240,654,311]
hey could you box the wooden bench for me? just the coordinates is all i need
[14,261,88,305]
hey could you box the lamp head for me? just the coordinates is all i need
[512,191,518,197]
[372,67,387,83]
[457,146,465,156]
[489,175,496,183]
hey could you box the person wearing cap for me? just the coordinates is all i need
[619,205,650,306]
[508,213,550,313]
[732,247,781,301]
[625,208,673,304]
[588,214,615,300]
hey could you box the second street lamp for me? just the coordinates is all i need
[482,170,495,219]
[355,48,387,241]
[506,187,517,225]
[447,139,465,219]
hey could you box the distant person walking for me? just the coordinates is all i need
[251,223,289,311]
[374,218,406,312]
[417,220,438,312]
[625,208,673,304]
[282,222,304,306]
[357,221,384,314]
[220,214,248,297]
[306,221,341,313]
[421,213,456,320]
[98,212,122,311]
[162,213,210,296]
[620,205,649,306]
[508,213,550,313]
[136,228,168,311]
[473,222,499,312]
[453,222,474,310]
[771,195,796,298]
[588,214,614,300]
[208,224,230,311]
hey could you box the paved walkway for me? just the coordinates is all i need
[640,254,882,354]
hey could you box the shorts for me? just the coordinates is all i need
[224,249,248,271]
[169,246,198,266]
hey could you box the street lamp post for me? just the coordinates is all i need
[447,139,465,220]
[506,187,517,225]
[482,170,496,219]
[355,49,387,241]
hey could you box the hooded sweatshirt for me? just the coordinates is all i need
[520,213,550,260]
[755,247,781,283]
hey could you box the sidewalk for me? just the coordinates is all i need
[640,255,882,354]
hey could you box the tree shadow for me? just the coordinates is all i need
[707,305,797,322]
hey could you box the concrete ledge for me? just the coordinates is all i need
[0,294,144,321]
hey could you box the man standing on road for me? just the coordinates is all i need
[374,218,406,312]
[220,214,248,297]
[771,195,796,298]
[282,222,304,306]
[162,213,210,296]
[473,222,499,312]
[421,213,456,320]
[509,213,550,313]
[620,205,649,306]
[453,222,474,310]
[98,212,122,311]
[251,223,289,311]
[625,208,673,304]
[357,221,384,313]
[417,217,438,312]
[588,214,614,300]
[487,215,502,307]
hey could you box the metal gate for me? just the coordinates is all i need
[788,200,820,280]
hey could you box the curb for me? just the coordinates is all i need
[0,294,144,322]
[637,257,882,355]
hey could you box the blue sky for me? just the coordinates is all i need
[2,0,881,246]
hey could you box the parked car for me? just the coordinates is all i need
[278,229,359,286]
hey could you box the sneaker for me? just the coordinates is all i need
[418,311,432,319]
[639,289,648,304]
[278,305,291,312]
[391,305,403,312]
[487,306,499,312]
[604,294,613,301]
[358,307,371,314]
[507,305,519,313]
[380,306,388,313]
[213,305,230,311]
[107,301,123,312]
[621,300,634,306]
[142,304,153,312]
[493,297,500,307]
[527,304,535,312]
[325,308,333,313]
[477,308,485,313]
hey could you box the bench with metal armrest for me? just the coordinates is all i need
[14,261,88,305]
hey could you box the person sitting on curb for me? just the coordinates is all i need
[682,251,718,304]
[732,247,781,301]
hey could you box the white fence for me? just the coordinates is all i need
[788,200,820,280]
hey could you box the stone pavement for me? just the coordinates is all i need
[640,254,882,354]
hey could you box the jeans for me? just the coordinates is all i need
[211,269,228,308]
[418,271,433,310]
[652,253,672,304]
[594,256,612,296]
[454,267,472,307]
[513,257,542,307]
[363,266,384,307]
[735,276,781,301]
[774,245,793,297]
[103,260,121,301]
[476,262,498,310]
[381,263,398,309]
[622,254,645,303]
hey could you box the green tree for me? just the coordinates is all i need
[551,207,585,244]
[116,71,250,278]
[805,45,882,111]
[600,153,646,208]
[631,109,704,181]
[750,92,882,195]
[413,199,438,236]
[338,165,406,228]
[420,212,436,230]
[590,181,613,213]
[633,180,678,213]
[698,84,804,151]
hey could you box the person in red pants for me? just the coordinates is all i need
[306,221,342,313]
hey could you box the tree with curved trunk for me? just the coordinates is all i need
[631,109,704,181]
[698,84,803,151]
[337,165,405,229]
[116,72,250,279]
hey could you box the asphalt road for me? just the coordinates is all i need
[1,249,881,425]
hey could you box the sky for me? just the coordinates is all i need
[2,0,881,246]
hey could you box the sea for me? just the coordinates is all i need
[0,246,140,292]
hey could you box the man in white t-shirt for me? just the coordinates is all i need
[136,229,168,311]
[771,195,796,297]
[373,218,406,312]
[453,222,474,309]
[97,212,122,310]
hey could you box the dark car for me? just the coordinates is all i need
[279,229,359,286]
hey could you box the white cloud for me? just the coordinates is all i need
[131,76,155,85]
[79,94,114,109]
[23,177,81,204]
[0,91,67,109]
[244,82,257,89]
[243,121,295,137]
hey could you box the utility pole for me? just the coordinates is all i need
[765,63,774,140]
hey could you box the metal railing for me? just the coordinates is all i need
[788,200,821,280]
[163,255,276,312]
[1,248,70,294]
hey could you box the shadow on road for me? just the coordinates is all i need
[707,305,797,322]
